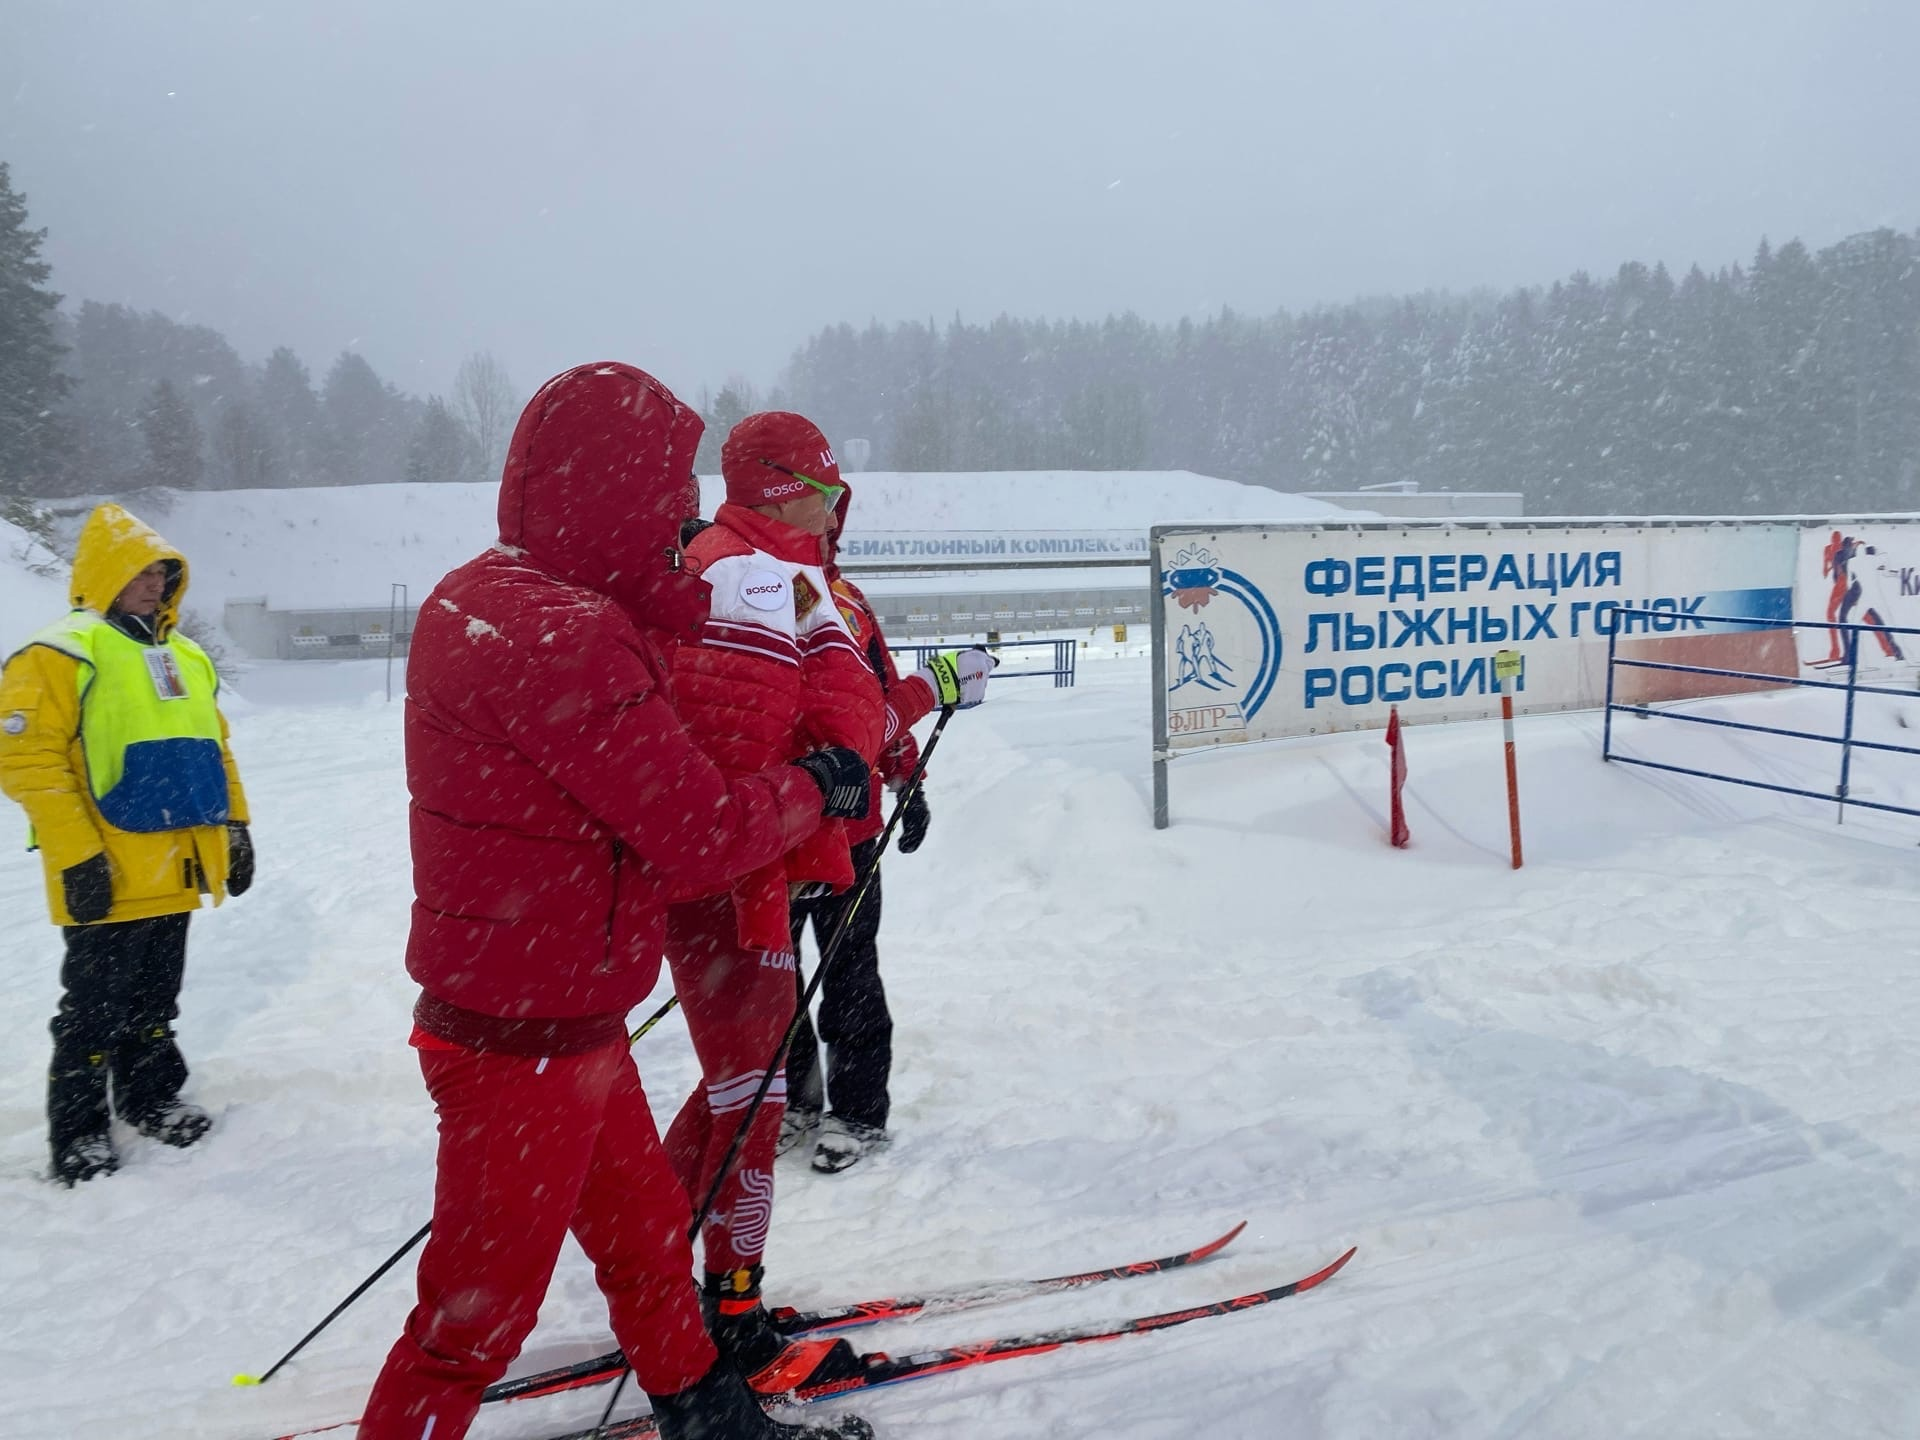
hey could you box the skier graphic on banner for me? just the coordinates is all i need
[1817,530,1905,665]
[1172,621,1233,693]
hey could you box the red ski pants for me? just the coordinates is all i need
[663,892,793,1275]
[359,1038,716,1440]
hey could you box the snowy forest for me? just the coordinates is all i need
[782,228,1920,515]
[0,163,517,503]
[6,153,1919,516]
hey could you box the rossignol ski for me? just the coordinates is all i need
[260,1223,1303,1440]
[543,1245,1357,1440]
[479,1221,1249,1407]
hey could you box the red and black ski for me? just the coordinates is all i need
[552,1245,1357,1440]
[771,1218,1249,1335]
[480,1221,1248,1407]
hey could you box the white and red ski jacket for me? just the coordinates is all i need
[669,502,883,950]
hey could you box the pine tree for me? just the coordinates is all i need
[66,301,248,492]
[0,162,72,499]
[694,380,758,474]
[212,400,276,489]
[404,396,479,485]
[258,346,322,486]
[140,378,204,490]
[320,350,410,484]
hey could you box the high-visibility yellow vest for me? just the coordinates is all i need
[27,612,230,832]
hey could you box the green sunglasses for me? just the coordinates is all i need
[757,458,845,510]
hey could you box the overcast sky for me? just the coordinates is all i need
[5,1,1917,409]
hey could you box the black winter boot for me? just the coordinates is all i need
[130,1098,212,1148]
[702,1267,868,1394]
[52,1132,119,1187]
[48,1047,111,1155]
[776,1106,821,1159]
[647,1360,874,1439]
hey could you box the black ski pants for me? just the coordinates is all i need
[786,839,892,1130]
[48,911,192,1150]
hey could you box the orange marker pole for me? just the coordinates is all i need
[1494,649,1523,869]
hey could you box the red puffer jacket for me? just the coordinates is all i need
[669,503,883,951]
[405,363,825,1053]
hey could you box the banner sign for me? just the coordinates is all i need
[1153,520,1801,748]
[839,529,1147,564]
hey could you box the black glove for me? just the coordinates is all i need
[792,747,871,820]
[896,786,931,854]
[62,853,113,924]
[226,823,254,898]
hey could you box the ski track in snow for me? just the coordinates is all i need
[2,653,1920,1439]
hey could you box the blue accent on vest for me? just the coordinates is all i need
[96,737,231,832]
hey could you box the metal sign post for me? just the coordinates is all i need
[386,583,408,703]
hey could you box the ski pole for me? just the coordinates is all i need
[685,649,986,1209]
[584,708,957,1437]
[233,1220,431,1386]
[239,993,681,1387]
[687,704,954,1242]
[628,991,679,1045]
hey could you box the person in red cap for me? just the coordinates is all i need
[661,410,890,1395]
[358,367,873,1440]
[783,481,995,1173]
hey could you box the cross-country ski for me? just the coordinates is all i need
[480,1221,1249,1407]
[540,1249,1356,1440]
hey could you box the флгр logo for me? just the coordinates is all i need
[1162,543,1282,736]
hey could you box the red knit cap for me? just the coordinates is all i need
[721,411,842,507]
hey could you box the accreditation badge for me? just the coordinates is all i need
[145,648,188,700]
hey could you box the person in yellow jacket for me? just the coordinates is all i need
[0,503,253,1186]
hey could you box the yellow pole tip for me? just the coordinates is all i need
[232,1374,261,1386]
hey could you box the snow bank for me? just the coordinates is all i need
[0,518,72,656]
[32,472,1351,617]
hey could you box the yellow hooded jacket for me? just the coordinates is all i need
[0,504,249,925]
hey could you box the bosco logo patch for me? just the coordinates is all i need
[741,569,788,611]
[2,711,26,736]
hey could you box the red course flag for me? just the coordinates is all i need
[1385,705,1410,848]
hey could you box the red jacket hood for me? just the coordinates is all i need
[496,362,706,625]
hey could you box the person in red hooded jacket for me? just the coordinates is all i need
[358,365,873,1440]
[782,482,994,1174]
[660,412,894,1396]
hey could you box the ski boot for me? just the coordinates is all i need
[703,1266,867,1395]
[649,1359,873,1438]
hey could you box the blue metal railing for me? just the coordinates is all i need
[888,638,1078,688]
[1602,608,1920,819]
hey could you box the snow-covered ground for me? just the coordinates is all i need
[4,639,1919,1439]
